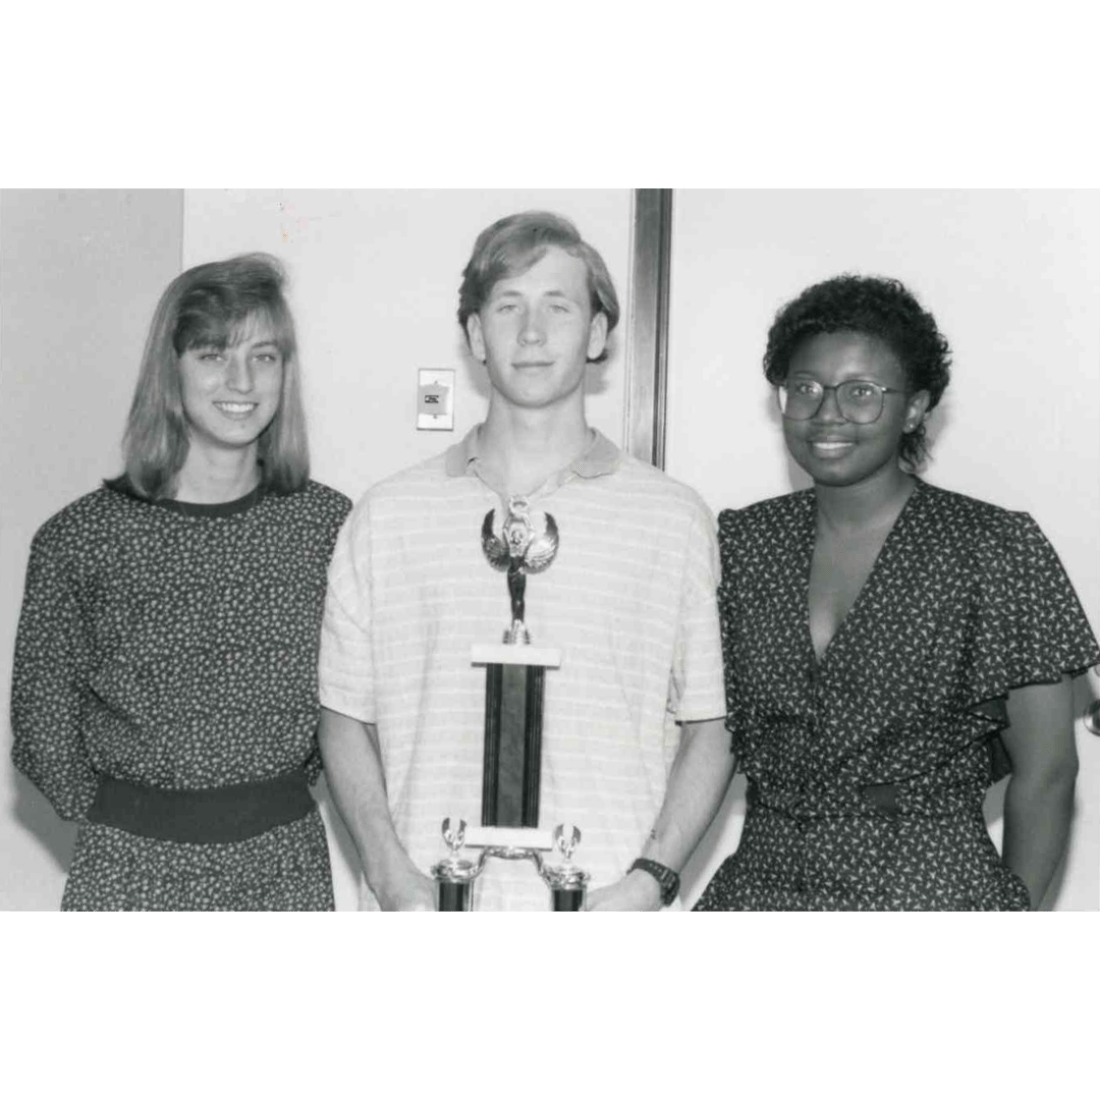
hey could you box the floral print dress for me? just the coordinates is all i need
[11,478,351,910]
[695,479,1099,911]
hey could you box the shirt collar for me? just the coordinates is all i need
[443,424,621,481]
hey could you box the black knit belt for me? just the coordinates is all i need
[87,771,315,844]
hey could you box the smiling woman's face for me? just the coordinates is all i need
[781,330,928,489]
[177,313,284,456]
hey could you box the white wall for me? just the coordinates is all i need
[667,190,1100,910]
[0,189,184,909]
[180,189,634,909]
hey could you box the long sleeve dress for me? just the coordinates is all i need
[11,477,351,910]
[695,479,1099,911]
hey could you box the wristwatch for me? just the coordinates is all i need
[629,858,680,906]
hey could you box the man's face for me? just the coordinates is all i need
[466,246,608,413]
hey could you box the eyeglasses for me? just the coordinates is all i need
[777,378,906,424]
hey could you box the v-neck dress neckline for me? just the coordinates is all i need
[802,477,925,669]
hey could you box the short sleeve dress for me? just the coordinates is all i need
[694,479,1100,911]
[11,477,351,910]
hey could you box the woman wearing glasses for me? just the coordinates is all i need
[695,274,1098,911]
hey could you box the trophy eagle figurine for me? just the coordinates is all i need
[481,498,559,644]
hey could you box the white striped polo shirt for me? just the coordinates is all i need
[319,427,726,910]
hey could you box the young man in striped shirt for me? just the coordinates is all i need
[318,211,732,911]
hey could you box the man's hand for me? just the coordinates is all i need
[320,708,439,912]
[585,869,664,912]
[374,865,437,912]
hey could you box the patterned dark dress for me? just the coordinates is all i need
[695,479,1099,911]
[11,478,351,910]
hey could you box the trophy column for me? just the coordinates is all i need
[473,642,560,828]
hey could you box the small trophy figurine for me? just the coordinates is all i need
[431,818,480,911]
[540,824,590,911]
[481,498,559,644]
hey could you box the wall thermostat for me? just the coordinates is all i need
[417,369,454,431]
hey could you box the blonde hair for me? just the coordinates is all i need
[123,253,309,498]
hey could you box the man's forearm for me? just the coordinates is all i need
[318,706,430,906]
[642,717,735,872]
[585,717,734,911]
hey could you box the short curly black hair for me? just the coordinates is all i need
[763,274,952,469]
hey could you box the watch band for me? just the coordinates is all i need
[629,857,680,906]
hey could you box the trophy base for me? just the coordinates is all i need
[432,818,591,912]
[431,856,480,912]
[463,825,554,851]
[551,888,586,912]
[541,864,590,912]
[435,879,472,911]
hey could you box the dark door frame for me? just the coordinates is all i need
[624,188,674,469]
